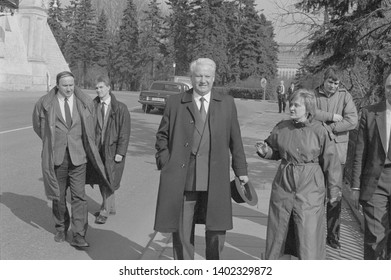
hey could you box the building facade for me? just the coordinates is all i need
[277,43,306,81]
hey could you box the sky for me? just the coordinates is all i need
[254,0,309,44]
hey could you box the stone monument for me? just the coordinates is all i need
[0,0,69,91]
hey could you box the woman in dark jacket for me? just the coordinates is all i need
[256,89,342,259]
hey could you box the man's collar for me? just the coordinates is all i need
[100,95,111,105]
[57,92,74,101]
[193,91,211,102]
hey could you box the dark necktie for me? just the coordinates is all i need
[101,101,106,123]
[200,97,207,122]
[64,97,72,128]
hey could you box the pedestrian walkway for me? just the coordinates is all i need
[140,99,365,261]
[140,196,364,260]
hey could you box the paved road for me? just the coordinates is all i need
[0,90,364,260]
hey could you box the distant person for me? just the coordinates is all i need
[92,76,131,224]
[287,82,295,101]
[276,80,286,113]
[314,66,358,249]
[351,73,391,259]
[32,71,108,248]
[256,89,341,259]
[154,58,249,260]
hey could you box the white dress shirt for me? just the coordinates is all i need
[193,91,211,113]
[57,93,74,121]
[100,95,111,119]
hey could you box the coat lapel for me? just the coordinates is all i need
[375,101,387,154]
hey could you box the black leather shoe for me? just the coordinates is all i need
[70,234,89,248]
[54,231,66,242]
[327,238,341,249]
[95,215,108,224]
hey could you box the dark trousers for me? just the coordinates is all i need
[326,164,344,242]
[361,167,391,260]
[172,191,226,260]
[53,149,87,236]
[278,95,286,113]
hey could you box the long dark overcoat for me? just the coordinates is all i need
[32,87,109,200]
[91,93,131,192]
[154,89,248,232]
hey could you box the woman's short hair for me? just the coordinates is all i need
[289,88,317,122]
[56,71,74,85]
[189,58,216,74]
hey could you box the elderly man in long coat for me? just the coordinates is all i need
[154,58,249,260]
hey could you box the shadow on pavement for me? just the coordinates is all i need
[0,192,53,233]
[0,192,145,260]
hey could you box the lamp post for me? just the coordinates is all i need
[261,77,267,100]
[173,62,176,77]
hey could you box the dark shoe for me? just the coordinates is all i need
[70,234,89,248]
[327,238,341,249]
[95,215,108,224]
[95,211,116,216]
[54,231,66,242]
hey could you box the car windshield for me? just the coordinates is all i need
[150,83,181,92]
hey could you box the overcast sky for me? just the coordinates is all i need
[254,0,309,44]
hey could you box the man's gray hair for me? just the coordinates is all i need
[189,58,216,74]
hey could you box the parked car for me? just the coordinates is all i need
[138,80,192,113]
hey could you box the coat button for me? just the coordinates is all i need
[181,164,185,168]
[184,142,189,147]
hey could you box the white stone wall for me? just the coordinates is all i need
[0,0,69,91]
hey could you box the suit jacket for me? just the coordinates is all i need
[352,100,389,201]
[154,89,248,232]
[53,98,87,166]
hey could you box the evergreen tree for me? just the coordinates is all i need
[64,0,97,88]
[47,0,67,51]
[165,0,196,75]
[296,0,391,103]
[191,0,229,84]
[113,0,139,90]
[234,0,278,81]
[94,10,110,68]
[139,0,165,86]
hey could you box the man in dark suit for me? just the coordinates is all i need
[93,76,131,224]
[154,58,249,260]
[352,73,391,259]
[33,71,108,248]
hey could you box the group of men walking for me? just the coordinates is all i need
[33,71,130,248]
[32,60,390,260]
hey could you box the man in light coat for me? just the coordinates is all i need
[314,66,358,249]
[33,71,108,248]
[351,73,391,259]
[92,76,131,224]
[154,58,248,260]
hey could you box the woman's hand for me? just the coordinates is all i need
[255,141,268,157]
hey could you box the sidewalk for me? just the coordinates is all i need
[140,99,364,260]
